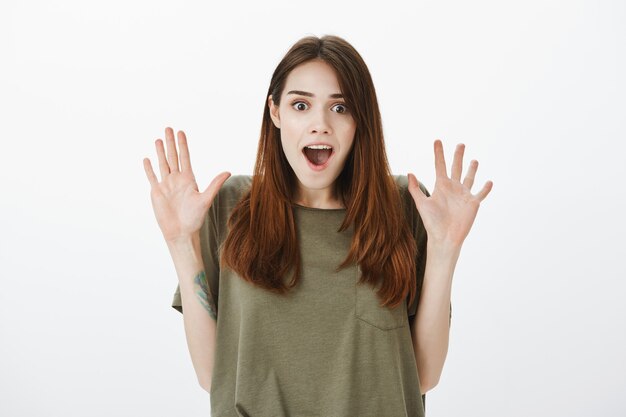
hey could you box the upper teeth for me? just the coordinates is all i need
[305,145,332,150]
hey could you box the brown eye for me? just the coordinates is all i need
[292,101,308,111]
[333,104,348,114]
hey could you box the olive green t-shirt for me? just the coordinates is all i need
[171,174,451,416]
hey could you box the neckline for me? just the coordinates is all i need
[291,203,346,211]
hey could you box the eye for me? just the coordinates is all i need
[291,101,309,111]
[332,103,348,114]
[290,100,349,114]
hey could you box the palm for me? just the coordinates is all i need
[143,127,231,243]
[150,170,205,240]
[408,140,493,247]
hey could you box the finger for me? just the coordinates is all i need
[202,171,232,207]
[143,158,159,188]
[451,143,464,182]
[165,127,180,172]
[463,159,478,190]
[434,139,448,179]
[475,180,494,202]
[155,138,170,180]
[407,173,428,205]
[178,130,192,173]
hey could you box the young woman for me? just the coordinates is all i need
[143,35,492,417]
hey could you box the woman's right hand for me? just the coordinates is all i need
[142,127,231,244]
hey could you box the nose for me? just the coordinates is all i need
[308,107,332,135]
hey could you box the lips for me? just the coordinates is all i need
[301,141,334,149]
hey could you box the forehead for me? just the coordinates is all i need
[283,60,342,95]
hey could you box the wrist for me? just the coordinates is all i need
[426,239,462,260]
[166,232,201,254]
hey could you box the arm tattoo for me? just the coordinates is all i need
[193,270,217,321]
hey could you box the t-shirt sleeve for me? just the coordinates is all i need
[171,189,221,317]
[405,180,452,325]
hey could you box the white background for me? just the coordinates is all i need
[1,0,624,416]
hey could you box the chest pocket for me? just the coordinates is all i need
[355,266,408,330]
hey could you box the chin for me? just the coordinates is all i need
[298,170,339,186]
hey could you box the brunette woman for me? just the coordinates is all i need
[143,34,493,417]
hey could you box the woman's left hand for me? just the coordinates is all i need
[408,140,493,248]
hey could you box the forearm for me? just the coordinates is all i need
[412,240,460,393]
[167,233,217,393]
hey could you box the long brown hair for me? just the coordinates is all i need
[220,34,420,309]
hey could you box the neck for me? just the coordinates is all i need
[294,183,344,209]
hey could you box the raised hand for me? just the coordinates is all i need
[407,139,493,248]
[143,127,231,243]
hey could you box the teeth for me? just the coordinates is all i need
[305,145,332,150]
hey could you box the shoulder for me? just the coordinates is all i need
[216,174,253,209]
[221,174,252,195]
[392,174,409,194]
[391,175,429,231]
[391,174,429,197]
[392,175,429,215]
[392,175,413,218]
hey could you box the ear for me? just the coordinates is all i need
[268,94,281,129]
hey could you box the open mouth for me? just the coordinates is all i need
[302,145,334,166]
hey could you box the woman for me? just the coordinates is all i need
[143,34,492,417]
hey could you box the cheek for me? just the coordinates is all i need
[280,123,305,152]
[338,121,357,144]
[279,133,300,159]
[278,114,299,135]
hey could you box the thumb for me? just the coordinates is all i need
[202,171,231,208]
[407,173,427,205]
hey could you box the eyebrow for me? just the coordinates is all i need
[286,90,344,99]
